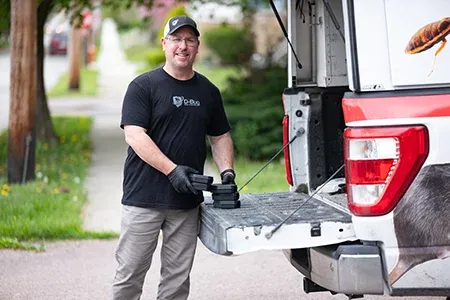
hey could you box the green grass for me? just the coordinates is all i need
[234,158,289,194]
[47,68,99,98]
[0,237,44,252]
[0,116,117,250]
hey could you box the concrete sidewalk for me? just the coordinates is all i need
[80,17,135,233]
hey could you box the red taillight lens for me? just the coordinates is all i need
[283,115,293,186]
[347,159,394,184]
[344,126,429,216]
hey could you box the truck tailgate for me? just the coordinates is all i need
[199,191,357,255]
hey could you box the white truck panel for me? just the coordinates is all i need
[345,0,450,92]
[315,0,348,87]
[288,0,348,87]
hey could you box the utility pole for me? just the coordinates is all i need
[8,0,37,184]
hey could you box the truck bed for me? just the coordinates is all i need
[199,191,356,256]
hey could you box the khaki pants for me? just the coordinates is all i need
[112,205,200,300]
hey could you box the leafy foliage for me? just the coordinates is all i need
[0,0,9,48]
[203,23,255,67]
[102,3,149,33]
[146,48,166,67]
[0,0,9,31]
[222,66,287,160]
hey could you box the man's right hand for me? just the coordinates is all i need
[167,165,199,194]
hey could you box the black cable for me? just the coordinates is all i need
[265,164,345,239]
[238,132,300,192]
[269,0,303,69]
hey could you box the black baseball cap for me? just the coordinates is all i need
[163,15,200,37]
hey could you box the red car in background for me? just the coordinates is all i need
[49,31,68,55]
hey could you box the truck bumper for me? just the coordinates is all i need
[284,244,385,295]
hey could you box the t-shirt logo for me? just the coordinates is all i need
[172,96,201,108]
[172,96,183,108]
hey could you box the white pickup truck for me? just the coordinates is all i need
[198,0,450,298]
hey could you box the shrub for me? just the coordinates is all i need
[203,24,255,67]
[146,48,165,67]
[222,67,287,160]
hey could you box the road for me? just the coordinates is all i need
[0,51,68,130]
[0,239,447,300]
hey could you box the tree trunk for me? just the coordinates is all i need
[36,0,57,142]
[8,0,37,183]
[69,23,82,90]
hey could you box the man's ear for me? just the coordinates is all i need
[161,37,166,51]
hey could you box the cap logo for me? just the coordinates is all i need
[171,19,179,26]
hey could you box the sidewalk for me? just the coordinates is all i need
[80,18,136,233]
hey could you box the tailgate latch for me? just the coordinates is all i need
[310,222,321,237]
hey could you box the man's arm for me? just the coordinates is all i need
[124,125,198,194]
[209,131,234,174]
[124,125,176,175]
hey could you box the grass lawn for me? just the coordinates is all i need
[0,116,117,250]
[234,158,289,194]
[47,68,99,98]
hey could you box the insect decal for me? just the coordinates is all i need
[405,17,450,77]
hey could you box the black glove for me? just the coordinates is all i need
[220,169,236,185]
[168,165,199,194]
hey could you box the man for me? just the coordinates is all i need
[112,15,236,300]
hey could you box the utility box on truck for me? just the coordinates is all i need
[287,0,347,87]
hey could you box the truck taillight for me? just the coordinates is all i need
[283,115,293,185]
[344,126,429,216]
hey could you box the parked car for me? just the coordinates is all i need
[49,31,68,55]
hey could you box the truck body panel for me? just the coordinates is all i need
[344,0,450,92]
[342,91,450,290]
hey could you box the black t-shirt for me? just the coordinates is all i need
[120,67,231,209]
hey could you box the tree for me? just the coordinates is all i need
[36,0,57,142]
[9,0,37,183]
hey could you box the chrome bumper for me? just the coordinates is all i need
[285,244,385,295]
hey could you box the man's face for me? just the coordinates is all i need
[162,27,199,71]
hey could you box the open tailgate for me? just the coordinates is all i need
[199,192,356,255]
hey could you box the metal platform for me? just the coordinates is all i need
[199,191,356,256]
